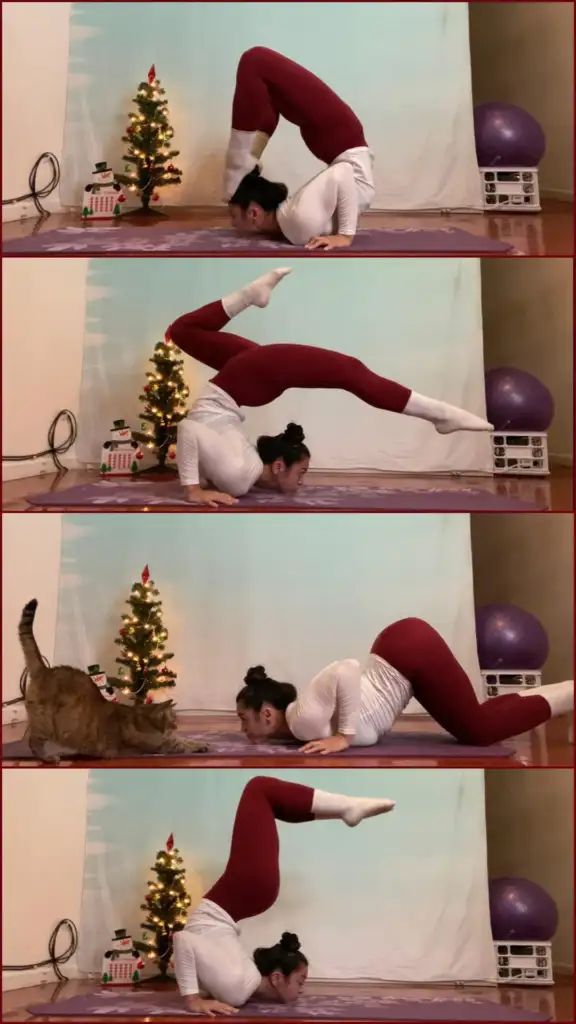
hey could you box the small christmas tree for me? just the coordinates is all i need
[111,565,177,703]
[135,833,191,980]
[132,338,189,472]
[115,65,182,212]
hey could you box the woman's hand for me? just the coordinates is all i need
[300,733,351,755]
[183,995,239,1017]
[305,234,354,251]
[185,485,239,508]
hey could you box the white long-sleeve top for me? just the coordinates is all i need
[177,383,263,496]
[276,147,375,246]
[286,654,413,745]
[173,899,261,1006]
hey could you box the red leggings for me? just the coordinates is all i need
[232,47,367,165]
[205,776,314,922]
[374,618,551,746]
[167,301,411,412]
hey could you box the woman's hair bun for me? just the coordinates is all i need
[279,932,301,953]
[244,665,268,685]
[282,422,305,446]
[246,166,262,180]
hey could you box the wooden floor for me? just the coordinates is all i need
[2,712,572,768]
[2,201,573,256]
[2,976,573,1022]
[3,466,572,512]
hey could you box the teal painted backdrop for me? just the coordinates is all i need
[79,768,496,982]
[55,513,481,712]
[62,3,480,209]
[78,257,489,473]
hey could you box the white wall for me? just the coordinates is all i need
[2,514,63,723]
[2,769,89,990]
[2,259,88,480]
[2,1,72,218]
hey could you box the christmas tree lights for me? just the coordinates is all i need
[115,65,182,212]
[135,833,190,980]
[111,565,177,703]
[133,337,189,471]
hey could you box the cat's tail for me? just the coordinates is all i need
[18,599,46,676]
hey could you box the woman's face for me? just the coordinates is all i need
[236,701,282,741]
[273,963,309,1004]
[228,202,267,234]
[275,456,310,494]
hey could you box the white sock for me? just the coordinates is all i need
[222,268,292,319]
[311,789,396,828]
[519,680,574,718]
[403,391,493,434]
[223,129,270,200]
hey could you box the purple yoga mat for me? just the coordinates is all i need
[26,480,543,511]
[2,730,514,761]
[27,991,549,1020]
[2,225,520,255]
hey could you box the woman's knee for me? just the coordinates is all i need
[238,47,270,71]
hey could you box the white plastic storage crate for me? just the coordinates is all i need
[480,168,541,211]
[490,432,549,475]
[482,670,542,698]
[494,941,553,985]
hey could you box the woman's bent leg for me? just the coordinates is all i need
[372,618,553,745]
[166,270,291,371]
[204,776,314,921]
[225,48,367,197]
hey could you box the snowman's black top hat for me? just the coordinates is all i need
[93,161,112,175]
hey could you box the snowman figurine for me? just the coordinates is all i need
[100,420,144,477]
[82,162,126,221]
[101,929,145,986]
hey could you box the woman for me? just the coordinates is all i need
[235,618,574,750]
[168,268,492,506]
[224,47,375,250]
[173,775,395,1015]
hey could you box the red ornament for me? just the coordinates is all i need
[113,697,119,703]
[136,450,144,460]
[144,385,150,392]
[142,565,150,585]
[148,65,156,85]
[167,164,175,172]
[118,194,126,203]
[120,627,126,635]
[166,833,175,852]
[152,194,160,202]
[145,894,152,902]
[127,127,133,135]
[145,696,153,704]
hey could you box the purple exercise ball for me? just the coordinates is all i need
[475,603,549,670]
[474,102,546,167]
[485,368,555,432]
[489,877,559,941]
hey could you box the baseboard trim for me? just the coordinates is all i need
[2,704,27,727]
[1,197,62,223]
[2,964,81,992]
[2,455,81,482]
[549,454,574,468]
[553,963,574,976]
[540,188,574,204]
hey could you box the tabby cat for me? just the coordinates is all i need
[18,599,208,763]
